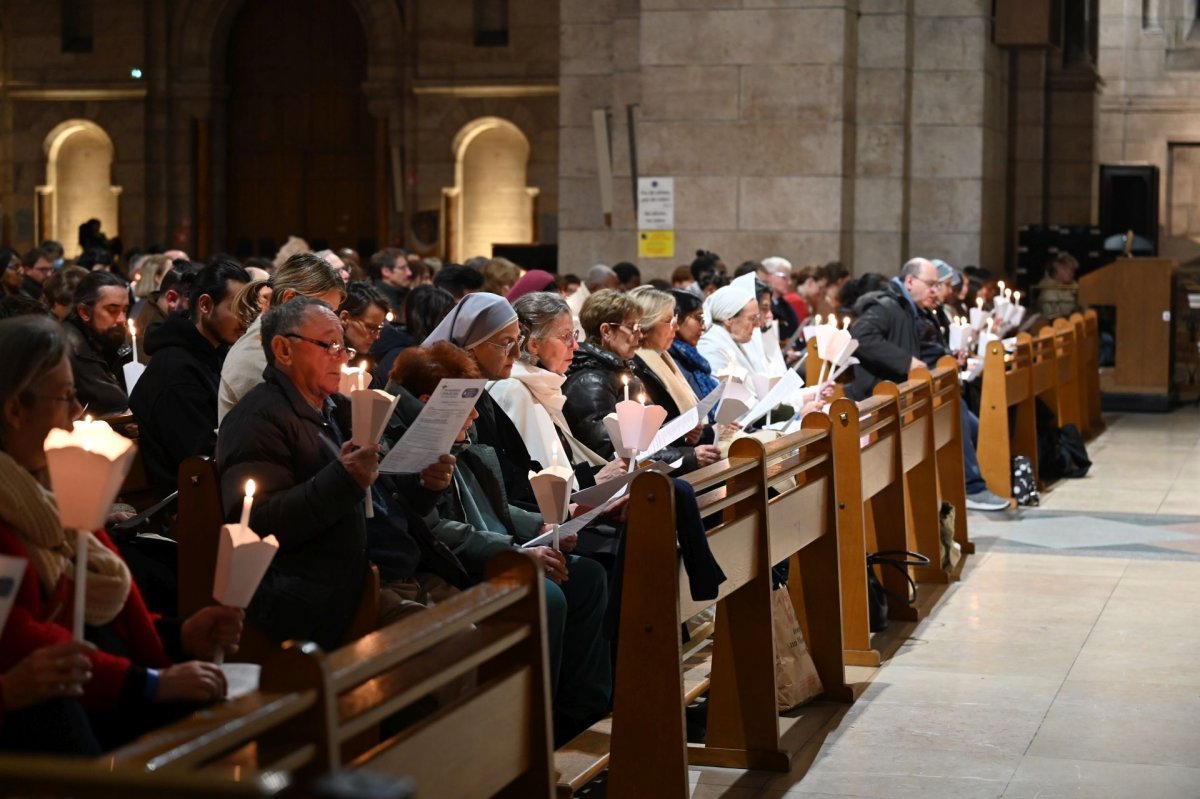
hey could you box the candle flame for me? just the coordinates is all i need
[386,311,394,323]
[843,316,851,329]
[358,359,367,371]
[245,479,256,499]
[638,392,647,405]
[814,314,822,326]
[84,414,93,424]
[1014,291,1021,303]
[127,320,136,335]
[998,280,1006,292]
[976,297,984,308]
[622,374,629,386]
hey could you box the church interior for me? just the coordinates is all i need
[1,0,1199,797]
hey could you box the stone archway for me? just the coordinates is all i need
[39,120,122,257]
[446,116,538,261]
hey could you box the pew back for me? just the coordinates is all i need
[977,337,1035,500]
[1082,309,1106,436]
[908,357,973,558]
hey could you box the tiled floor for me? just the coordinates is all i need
[673,407,1200,797]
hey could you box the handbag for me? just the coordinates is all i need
[771,586,823,710]
[866,549,932,633]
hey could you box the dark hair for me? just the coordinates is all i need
[613,262,640,285]
[21,249,43,268]
[433,264,484,299]
[0,295,52,320]
[691,250,721,280]
[338,281,391,318]
[669,288,702,320]
[404,285,456,341]
[43,265,88,308]
[857,272,889,294]
[261,297,332,366]
[367,247,407,282]
[561,273,581,287]
[73,270,127,310]
[76,247,114,270]
[0,247,17,270]
[824,261,850,284]
[390,340,482,397]
[190,259,251,319]
[733,260,761,278]
[0,316,68,432]
[39,240,64,260]
[753,279,771,302]
[244,256,274,272]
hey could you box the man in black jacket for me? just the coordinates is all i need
[130,259,249,489]
[18,247,54,300]
[63,270,131,415]
[849,258,1009,511]
[216,297,382,649]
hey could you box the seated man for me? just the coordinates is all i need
[130,260,250,490]
[63,270,131,416]
[850,257,1009,512]
[216,297,380,650]
[130,266,195,364]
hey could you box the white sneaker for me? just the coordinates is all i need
[966,489,1011,511]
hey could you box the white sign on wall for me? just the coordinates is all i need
[637,178,674,230]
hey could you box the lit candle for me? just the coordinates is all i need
[638,392,647,406]
[622,374,630,402]
[814,314,822,326]
[997,280,1006,293]
[843,316,851,330]
[976,297,984,310]
[386,311,394,324]
[239,479,256,529]
[1014,291,1021,304]
[357,360,368,392]
[127,320,138,364]
[1004,288,1013,300]
[551,442,560,468]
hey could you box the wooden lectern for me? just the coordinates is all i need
[1078,257,1177,411]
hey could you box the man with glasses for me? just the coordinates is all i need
[849,257,1010,511]
[216,297,382,650]
[18,248,55,301]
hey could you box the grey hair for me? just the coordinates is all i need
[901,258,931,278]
[261,296,333,366]
[0,316,68,439]
[513,291,571,362]
[585,264,617,290]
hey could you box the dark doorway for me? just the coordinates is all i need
[225,0,376,258]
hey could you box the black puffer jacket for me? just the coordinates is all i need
[847,279,920,400]
[562,343,691,466]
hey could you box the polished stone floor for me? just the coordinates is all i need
[621,406,1200,797]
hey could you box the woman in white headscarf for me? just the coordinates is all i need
[697,284,760,384]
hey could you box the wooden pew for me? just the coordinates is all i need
[1081,309,1106,437]
[804,336,847,399]
[556,430,853,797]
[110,551,551,798]
[822,393,910,666]
[0,755,292,798]
[1027,328,1057,481]
[976,336,1035,501]
[908,356,974,561]
[1051,317,1085,432]
[872,376,945,585]
[173,456,380,664]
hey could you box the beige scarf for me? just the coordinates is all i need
[0,451,131,626]
[637,348,699,414]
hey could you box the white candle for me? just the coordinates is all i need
[551,442,560,468]
[843,316,851,330]
[239,479,256,528]
[127,320,138,365]
[357,360,368,392]
[1014,291,1021,304]
[814,314,822,326]
[72,531,87,641]
[1004,288,1013,300]
[997,280,1006,293]
[622,374,630,402]
[976,297,984,310]
[638,392,646,406]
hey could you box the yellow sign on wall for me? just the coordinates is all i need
[638,230,675,259]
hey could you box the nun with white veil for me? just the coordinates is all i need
[697,284,760,389]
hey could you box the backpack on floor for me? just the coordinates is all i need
[1035,399,1092,482]
[1011,455,1040,506]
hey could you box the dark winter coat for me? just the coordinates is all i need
[63,314,129,415]
[847,279,920,400]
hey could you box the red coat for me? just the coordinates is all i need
[0,522,172,711]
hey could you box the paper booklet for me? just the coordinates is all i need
[634,382,725,463]
[379,379,487,474]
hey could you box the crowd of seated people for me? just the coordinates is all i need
[0,239,1035,757]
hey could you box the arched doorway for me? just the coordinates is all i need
[446,117,538,262]
[225,0,376,257]
[39,120,121,257]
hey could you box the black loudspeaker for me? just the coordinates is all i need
[1098,165,1159,254]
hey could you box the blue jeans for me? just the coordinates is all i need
[961,398,987,494]
[544,554,612,735]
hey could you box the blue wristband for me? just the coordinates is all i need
[144,668,160,701]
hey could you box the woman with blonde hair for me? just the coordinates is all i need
[133,254,172,300]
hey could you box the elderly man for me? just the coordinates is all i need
[850,258,1008,511]
[760,256,800,342]
[216,297,381,649]
[64,270,131,415]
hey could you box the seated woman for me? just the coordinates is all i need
[0,315,241,751]
[666,289,719,414]
[490,291,629,492]
[628,287,719,468]
[389,342,611,745]
[562,290,713,468]
[337,281,391,382]
[697,284,760,388]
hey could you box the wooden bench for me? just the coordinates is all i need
[824,393,910,666]
[173,456,380,664]
[109,550,551,798]
[908,356,974,562]
[0,754,292,798]
[872,376,946,585]
[1051,317,1085,433]
[977,336,1035,501]
[1081,309,1105,437]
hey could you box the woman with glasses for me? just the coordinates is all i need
[561,289,648,459]
[0,248,22,298]
[0,316,243,752]
[336,281,390,384]
[490,292,630,496]
[697,283,760,390]
[666,289,720,407]
[628,287,721,469]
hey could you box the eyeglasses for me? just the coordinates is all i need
[911,275,938,288]
[541,328,582,346]
[735,309,763,324]
[482,335,525,355]
[353,318,387,335]
[285,334,356,359]
[611,322,642,336]
[34,388,79,404]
